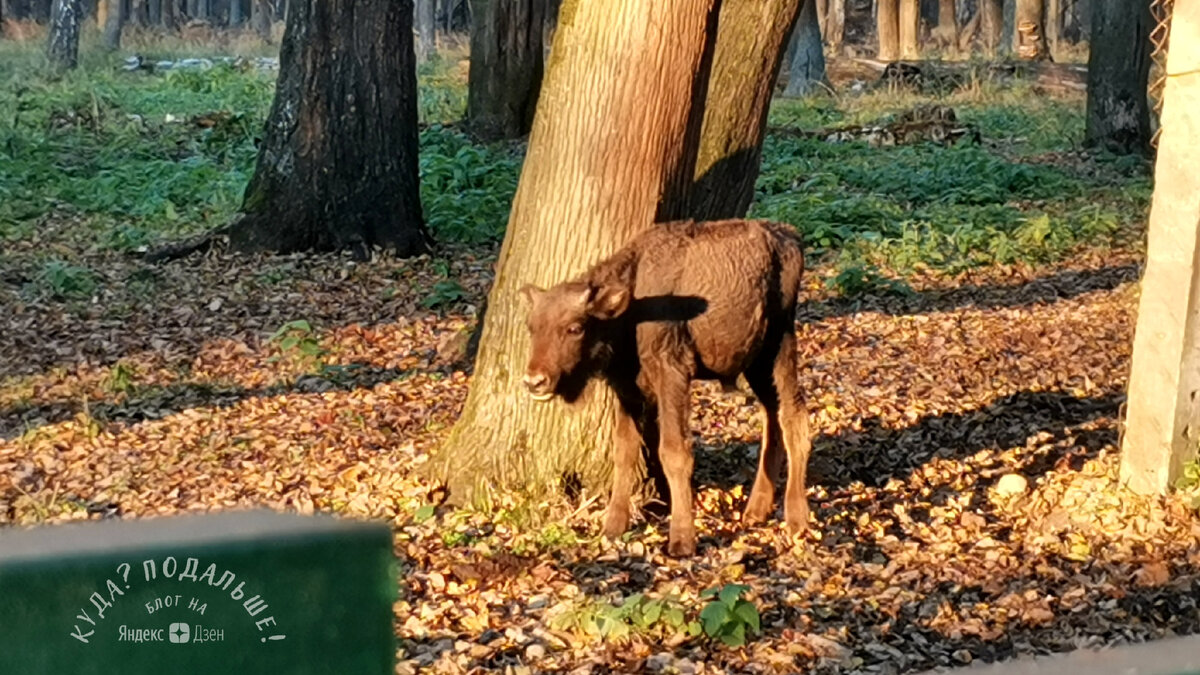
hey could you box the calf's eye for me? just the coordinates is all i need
[566,323,583,336]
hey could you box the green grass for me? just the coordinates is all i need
[0,32,1151,285]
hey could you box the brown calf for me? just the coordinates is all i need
[520,219,812,556]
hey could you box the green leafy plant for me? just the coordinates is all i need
[550,593,701,643]
[698,584,761,647]
[268,320,328,367]
[826,260,912,297]
[27,261,98,300]
[102,361,139,394]
[421,280,468,309]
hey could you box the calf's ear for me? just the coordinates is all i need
[588,284,630,320]
[520,284,544,306]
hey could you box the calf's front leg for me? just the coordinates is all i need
[603,406,642,538]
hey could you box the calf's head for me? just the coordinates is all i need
[520,276,631,402]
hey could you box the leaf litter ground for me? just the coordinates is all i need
[5,226,1198,674]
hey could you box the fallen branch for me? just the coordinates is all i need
[143,221,234,264]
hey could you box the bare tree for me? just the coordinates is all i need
[251,0,270,41]
[899,0,920,58]
[1084,0,1151,155]
[466,0,553,140]
[230,0,428,257]
[47,0,82,70]
[782,0,827,98]
[102,0,122,49]
[877,0,900,61]
[416,0,435,62]
[980,0,1002,56]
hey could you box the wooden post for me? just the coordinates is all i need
[1121,1,1200,495]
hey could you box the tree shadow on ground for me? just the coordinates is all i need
[802,262,1140,321]
[0,363,445,440]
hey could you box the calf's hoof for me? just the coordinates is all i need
[667,536,697,557]
[601,506,630,539]
[784,501,811,535]
[741,492,774,526]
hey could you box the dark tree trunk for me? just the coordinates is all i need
[130,0,146,25]
[251,0,269,41]
[232,0,428,257]
[783,0,826,97]
[466,0,550,141]
[416,0,434,62]
[229,0,241,24]
[1084,0,1151,155]
[47,0,82,70]
[162,0,178,29]
[102,0,121,48]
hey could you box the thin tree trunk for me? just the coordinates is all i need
[782,0,825,98]
[827,0,845,52]
[186,0,196,17]
[232,0,428,257]
[416,0,434,62]
[958,6,979,51]
[466,0,550,141]
[899,0,919,59]
[130,0,146,25]
[251,0,269,41]
[162,0,178,29]
[815,0,827,41]
[1013,0,1046,59]
[1084,0,1151,155]
[682,0,802,221]
[933,0,957,48]
[102,0,121,49]
[229,0,241,24]
[436,0,718,503]
[981,0,1001,56]
[47,0,82,70]
[877,0,899,61]
[1045,0,1059,59]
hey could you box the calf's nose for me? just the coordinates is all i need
[523,372,548,391]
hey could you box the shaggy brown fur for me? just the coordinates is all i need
[521,219,812,556]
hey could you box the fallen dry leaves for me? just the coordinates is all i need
[3,225,1199,675]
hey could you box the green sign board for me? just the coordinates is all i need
[0,511,395,675]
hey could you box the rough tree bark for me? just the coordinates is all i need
[980,0,1002,56]
[416,0,435,62]
[47,0,82,70]
[435,0,718,502]
[102,0,122,49]
[933,0,957,48]
[685,0,802,220]
[899,0,920,59]
[251,0,270,41]
[466,0,551,141]
[877,0,900,61]
[230,0,428,257]
[1013,0,1045,59]
[782,0,825,98]
[1084,0,1151,155]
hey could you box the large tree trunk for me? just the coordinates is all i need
[685,0,801,220]
[826,0,845,52]
[980,0,1002,56]
[47,0,82,70]
[1013,0,1044,59]
[933,0,957,48]
[416,0,435,62]
[251,0,270,41]
[101,0,121,49]
[231,0,428,257]
[877,0,900,61]
[781,0,825,98]
[1084,0,1151,155]
[899,0,919,58]
[435,0,718,502]
[466,0,550,141]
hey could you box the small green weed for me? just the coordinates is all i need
[827,260,912,297]
[699,584,761,647]
[102,361,139,395]
[550,593,701,643]
[268,320,328,367]
[27,260,98,300]
[421,279,468,309]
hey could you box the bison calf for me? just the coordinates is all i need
[520,219,812,556]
